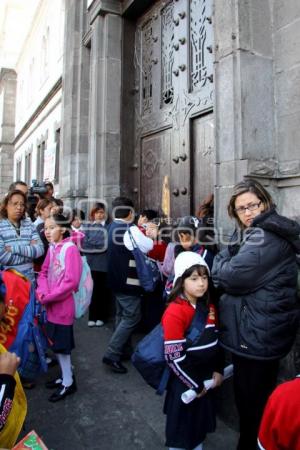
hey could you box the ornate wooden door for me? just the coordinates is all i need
[132,0,214,218]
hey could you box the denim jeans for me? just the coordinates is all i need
[104,293,141,361]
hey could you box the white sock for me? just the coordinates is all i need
[56,353,73,387]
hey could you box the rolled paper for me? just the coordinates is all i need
[181,364,234,404]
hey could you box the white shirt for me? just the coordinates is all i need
[123,224,154,254]
[33,217,44,227]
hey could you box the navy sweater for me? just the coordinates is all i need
[107,221,143,295]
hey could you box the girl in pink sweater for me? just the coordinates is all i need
[37,213,82,402]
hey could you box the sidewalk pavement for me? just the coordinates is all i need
[20,319,238,450]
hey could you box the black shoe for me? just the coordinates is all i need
[48,381,77,402]
[102,357,128,374]
[45,378,63,389]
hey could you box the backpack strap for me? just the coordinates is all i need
[156,304,208,396]
[58,241,75,270]
[127,226,138,250]
[185,303,208,346]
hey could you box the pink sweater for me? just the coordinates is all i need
[36,237,82,325]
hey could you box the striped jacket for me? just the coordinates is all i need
[162,297,224,392]
[0,218,44,278]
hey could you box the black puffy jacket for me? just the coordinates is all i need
[212,209,300,360]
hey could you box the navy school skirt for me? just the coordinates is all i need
[163,374,216,450]
[46,322,75,355]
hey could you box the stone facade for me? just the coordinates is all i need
[59,0,300,224]
[0,69,16,196]
[0,0,65,195]
[214,0,300,236]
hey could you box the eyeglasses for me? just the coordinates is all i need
[8,201,25,208]
[235,202,262,215]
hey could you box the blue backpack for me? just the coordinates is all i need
[127,227,162,292]
[9,286,48,380]
[131,304,207,395]
[59,242,93,319]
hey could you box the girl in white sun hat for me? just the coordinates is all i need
[162,251,224,450]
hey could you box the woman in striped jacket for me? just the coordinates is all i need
[0,190,44,284]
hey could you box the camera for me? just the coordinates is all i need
[29,179,48,197]
[27,179,48,221]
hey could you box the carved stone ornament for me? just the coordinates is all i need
[248,160,278,176]
[161,2,175,105]
[190,0,214,92]
[278,161,300,176]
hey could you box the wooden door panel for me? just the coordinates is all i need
[131,0,214,218]
[192,113,214,214]
[141,129,172,215]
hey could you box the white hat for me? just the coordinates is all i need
[173,251,210,286]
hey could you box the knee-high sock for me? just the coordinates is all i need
[56,353,73,387]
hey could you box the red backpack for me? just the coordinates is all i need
[0,269,31,349]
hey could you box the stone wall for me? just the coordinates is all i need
[0,69,16,196]
[214,0,300,235]
[59,0,90,207]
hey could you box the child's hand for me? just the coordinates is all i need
[196,387,207,398]
[211,371,223,388]
[0,352,20,376]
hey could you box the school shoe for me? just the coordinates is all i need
[102,356,128,374]
[45,378,63,389]
[95,320,104,327]
[88,321,96,327]
[48,380,77,402]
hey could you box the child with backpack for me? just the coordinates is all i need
[163,216,215,299]
[162,251,224,450]
[36,213,82,402]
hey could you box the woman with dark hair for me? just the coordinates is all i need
[82,203,111,327]
[0,190,44,284]
[212,179,300,450]
[34,198,54,228]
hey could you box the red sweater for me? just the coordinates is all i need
[258,376,300,450]
[162,297,222,392]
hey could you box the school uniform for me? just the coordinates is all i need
[37,237,82,354]
[81,221,110,322]
[162,297,224,450]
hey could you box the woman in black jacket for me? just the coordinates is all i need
[212,179,300,450]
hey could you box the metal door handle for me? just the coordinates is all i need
[181,187,187,195]
[172,188,179,196]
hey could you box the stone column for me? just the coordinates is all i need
[213,0,275,238]
[60,0,90,205]
[88,10,122,208]
[0,69,17,196]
